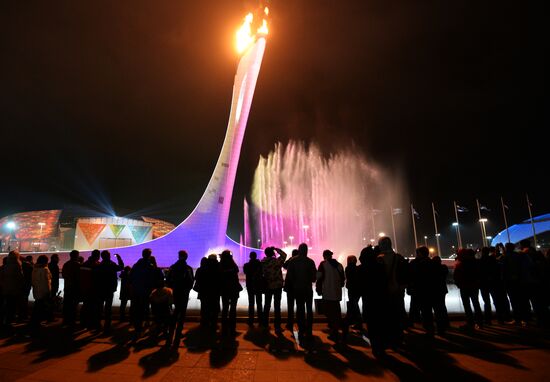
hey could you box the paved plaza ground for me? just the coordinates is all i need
[1,319,549,382]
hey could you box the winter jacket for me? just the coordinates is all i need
[2,253,24,296]
[261,253,287,290]
[32,265,52,300]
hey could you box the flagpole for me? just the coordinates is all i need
[476,199,488,247]
[526,194,538,248]
[500,196,511,243]
[390,205,398,252]
[411,204,418,249]
[432,202,442,256]
[453,201,463,249]
[371,208,376,241]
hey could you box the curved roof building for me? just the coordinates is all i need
[491,213,550,247]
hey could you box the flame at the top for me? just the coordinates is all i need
[236,7,269,54]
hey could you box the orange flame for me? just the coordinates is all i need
[236,8,269,54]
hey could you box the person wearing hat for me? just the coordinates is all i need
[316,249,345,342]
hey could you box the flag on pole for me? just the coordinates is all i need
[503,203,509,210]
[412,208,420,219]
[480,205,491,212]
[392,208,403,215]
[372,209,382,215]
[456,205,469,213]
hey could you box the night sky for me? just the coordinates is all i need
[0,1,545,253]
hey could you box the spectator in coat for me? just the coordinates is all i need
[454,249,483,329]
[285,243,317,340]
[20,256,34,320]
[129,248,156,338]
[358,246,388,357]
[48,254,60,298]
[150,279,173,343]
[377,237,408,347]
[62,250,81,327]
[410,246,435,334]
[119,266,132,321]
[431,255,449,334]
[2,251,24,325]
[243,251,263,327]
[344,255,362,330]
[80,250,101,329]
[283,249,299,331]
[96,250,124,332]
[30,255,52,331]
[219,250,242,336]
[167,250,194,344]
[317,249,345,342]
[261,247,287,333]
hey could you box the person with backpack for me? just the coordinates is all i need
[166,250,194,345]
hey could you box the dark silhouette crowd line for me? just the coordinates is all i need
[0,236,549,358]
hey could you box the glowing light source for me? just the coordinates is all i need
[6,221,16,230]
[479,218,488,223]
[236,8,269,54]
[429,247,435,254]
[452,222,459,227]
[378,232,386,237]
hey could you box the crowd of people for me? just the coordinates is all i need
[0,236,549,357]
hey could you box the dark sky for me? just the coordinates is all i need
[0,1,546,252]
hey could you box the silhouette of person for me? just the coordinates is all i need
[30,254,51,331]
[119,266,132,321]
[243,251,263,326]
[150,278,173,343]
[2,251,24,325]
[377,237,408,347]
[96,250,124,332]
[20,255,34,320]
[454,248,483,329]
[167,250,194,344]
[80,249,101,329]
[219,250,242,336]
[129,248,156,338]
[285,243,316,340]
[410,246,435,334]
[358,245,388,357]
[61,250,81,327]
[283,249,299,331]
[261,246,287,333]
[431,255,449,334]
[317,249,345,342]
[344,255,362,330]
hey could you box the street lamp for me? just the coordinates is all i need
[378,232,386,238]
[424,235,428,247]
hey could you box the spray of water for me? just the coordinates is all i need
[249,141,406,263]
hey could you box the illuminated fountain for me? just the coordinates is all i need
[248,141,404,263]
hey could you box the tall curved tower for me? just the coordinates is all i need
[109,16,268,267]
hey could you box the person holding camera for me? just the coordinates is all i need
[261,246,287,333]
